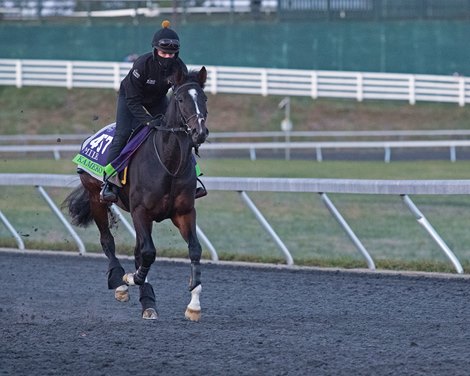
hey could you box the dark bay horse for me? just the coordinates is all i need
[63,66,209,320]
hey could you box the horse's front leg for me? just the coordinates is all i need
[172,209,202,322]
[123,209,157,319]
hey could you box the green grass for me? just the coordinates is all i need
[4,158,470,179]
[3,86,470,272]
[2,86,470,135]
[2,158,470,273]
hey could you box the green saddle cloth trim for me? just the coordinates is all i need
[104,163,117,178]
[73,154,105,177]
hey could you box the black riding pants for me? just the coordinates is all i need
[105,91,169,168]
[105,92,142,167]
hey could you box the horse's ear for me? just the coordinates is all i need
[198,66,207,88]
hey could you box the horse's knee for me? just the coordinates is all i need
[141,248,156,266]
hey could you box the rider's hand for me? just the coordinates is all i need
[148,117,163,128]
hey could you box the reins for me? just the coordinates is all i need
[152,129,190,178]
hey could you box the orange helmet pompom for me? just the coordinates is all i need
[162,20,171,28]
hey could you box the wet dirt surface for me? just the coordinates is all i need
[1,250,470,375]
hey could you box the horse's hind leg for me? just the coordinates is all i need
[89,198,128,302]
[172,210,202,322]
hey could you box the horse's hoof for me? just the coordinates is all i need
[114,285,129,302]
[185,307,201,322]
[122,273,135,286]
[142,308,158,320]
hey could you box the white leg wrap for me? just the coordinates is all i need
[187,284,202,311]
[123,273,149,286]
[123,273,135,286]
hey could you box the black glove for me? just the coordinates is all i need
[148,116,163,128]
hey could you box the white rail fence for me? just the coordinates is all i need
[0,173,469,273]
[3,139,470,162]
[4,129,470,144]
[0,1,278,19]
[1,59,469,106]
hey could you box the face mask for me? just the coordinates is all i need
[157,54,176,71]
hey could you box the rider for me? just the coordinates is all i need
[101,20,204,203]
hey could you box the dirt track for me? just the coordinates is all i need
[1,250,470,376]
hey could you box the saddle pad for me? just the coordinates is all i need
[73,123,153,181]
[73,123,202,183]
[73,123,116,180]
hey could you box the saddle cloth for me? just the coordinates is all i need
[73,123,201,184]
[72,123,152,183]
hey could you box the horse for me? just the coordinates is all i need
[62,65,209,321]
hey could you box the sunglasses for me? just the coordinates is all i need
[158,39,180,50]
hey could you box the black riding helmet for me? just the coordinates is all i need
[152,20,180,55]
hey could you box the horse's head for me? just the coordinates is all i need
[171,66,209,147]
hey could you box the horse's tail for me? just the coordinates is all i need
[61,185,93,227]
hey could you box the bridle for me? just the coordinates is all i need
[173,82,207,134]
[151,81,206,177]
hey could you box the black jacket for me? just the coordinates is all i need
[120,52,187,125]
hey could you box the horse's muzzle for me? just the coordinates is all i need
[193,123,209,145]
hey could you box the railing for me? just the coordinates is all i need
[1,0,468,21]
[0,1,278,20]
[4,130,470,144]
[0,173,468,273]
[1,59,469,106]
[3,139,470,162]
[278,0,470,20]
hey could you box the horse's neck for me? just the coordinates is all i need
[153,130,192,169]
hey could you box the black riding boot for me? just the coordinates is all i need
[100,181,119,203]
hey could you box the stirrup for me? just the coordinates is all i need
[100,182,119,203]
[195,187,207,199]
[195,177,207,199]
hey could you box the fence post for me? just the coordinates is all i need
[458,76,465,107]
[0,210,25,250]
[401,194,463,274]
[66,61,73,89]
[238,191,294,265]
[320,192,376,270]
[15,60,22,88]
[36,186,86,255]
[356,72,363,102]
[311,71,318,99]
[409,75,416,105]
[113,63,121,91]
[261,69,268,96]
[210,66,218,95]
